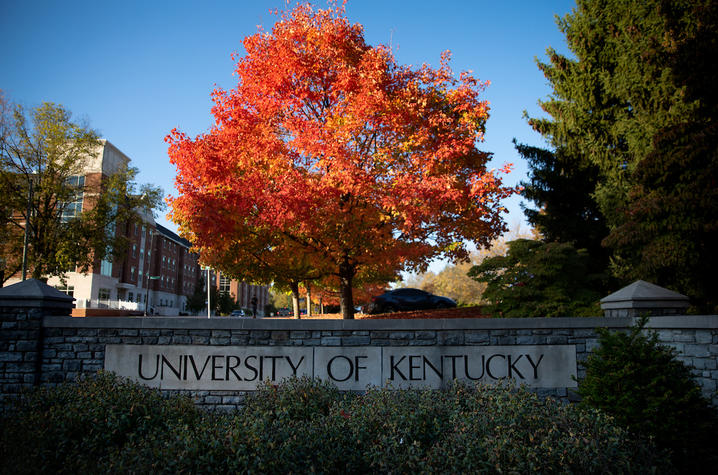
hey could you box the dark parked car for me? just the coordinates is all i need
[367,288,456,314]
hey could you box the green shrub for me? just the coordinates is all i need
[2,372,667,474]
[578,316,718,473]
[0,371,201,474]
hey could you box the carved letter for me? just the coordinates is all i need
[327,355,353,382]
[486,354,506,380]
[525,354,545,379]
[390,355,407,381]
[138,354,159,380]
[463,355,485,381]
[507,355,525,379]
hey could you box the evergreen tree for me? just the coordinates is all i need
[468,239,603,318]
[526,0,717,310]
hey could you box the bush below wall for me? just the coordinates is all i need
[1,372,667,474]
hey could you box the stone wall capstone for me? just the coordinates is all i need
[0,279,73,412]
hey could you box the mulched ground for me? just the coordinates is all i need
[269,306,490,319]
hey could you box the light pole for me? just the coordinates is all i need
[143,230,158,316]
[206,266,211,319]
[21,179,33,281]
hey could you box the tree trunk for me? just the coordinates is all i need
[305,281,312,316]
[290,281,301,319]
[338,260,355,320]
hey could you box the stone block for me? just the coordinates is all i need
[695,330,713,344]
[517,336,537,345]
[465,332,489,344]
[290,331,312,339]
[415,331,436,340]
[321,336,341,346]
[341,336,370,346]
[546,336,568,345]
[271,331,290,341]
[62,360,81,371]
[436,331,464,345]
[15,341,37,352]
[77,329,98,337]
[222,396,244,405]
[684,344,710,358]
[408,340,435,346]
[250,331,271,340]
[390,332,414,340]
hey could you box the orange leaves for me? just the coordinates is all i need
[167,2,516,303]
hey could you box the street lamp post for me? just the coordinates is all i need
[21,179,34,281]
[143,230,158,316]
[206,266,211,319]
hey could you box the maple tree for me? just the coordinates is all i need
[167,3,515,318]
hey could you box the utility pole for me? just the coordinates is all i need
[21,179,33,281]
[206,267,211,318]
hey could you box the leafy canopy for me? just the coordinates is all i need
[167,3,515,318]
[0,95,163,282]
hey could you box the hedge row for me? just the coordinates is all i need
[1,372,666,474]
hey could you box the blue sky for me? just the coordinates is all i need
[1,0,574,257]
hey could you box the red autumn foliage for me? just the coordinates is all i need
[166,3,515,319]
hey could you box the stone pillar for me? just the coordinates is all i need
[600,280,690,317]
[0,279,73,412]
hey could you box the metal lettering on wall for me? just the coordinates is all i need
[104,345,577,390]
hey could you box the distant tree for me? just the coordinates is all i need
[167,3,515,319]
[404,227,530,306]
[216,290,235,316]
[0,96,162,283]
[185,284,207,314]
[468,239,603,318]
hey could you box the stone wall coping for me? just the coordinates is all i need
[42,315,718,331]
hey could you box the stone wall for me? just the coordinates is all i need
[2,280,716,412]
[25,315,718,411]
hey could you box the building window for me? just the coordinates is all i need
[100,259,112,276]
[128,292,134,302]
[54,284,74,297]
[60,175,85,222]
[98,288,111,302]
[219,274,231,294]
[132,244,137,257]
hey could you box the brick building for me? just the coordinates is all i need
[5,139,268,315]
